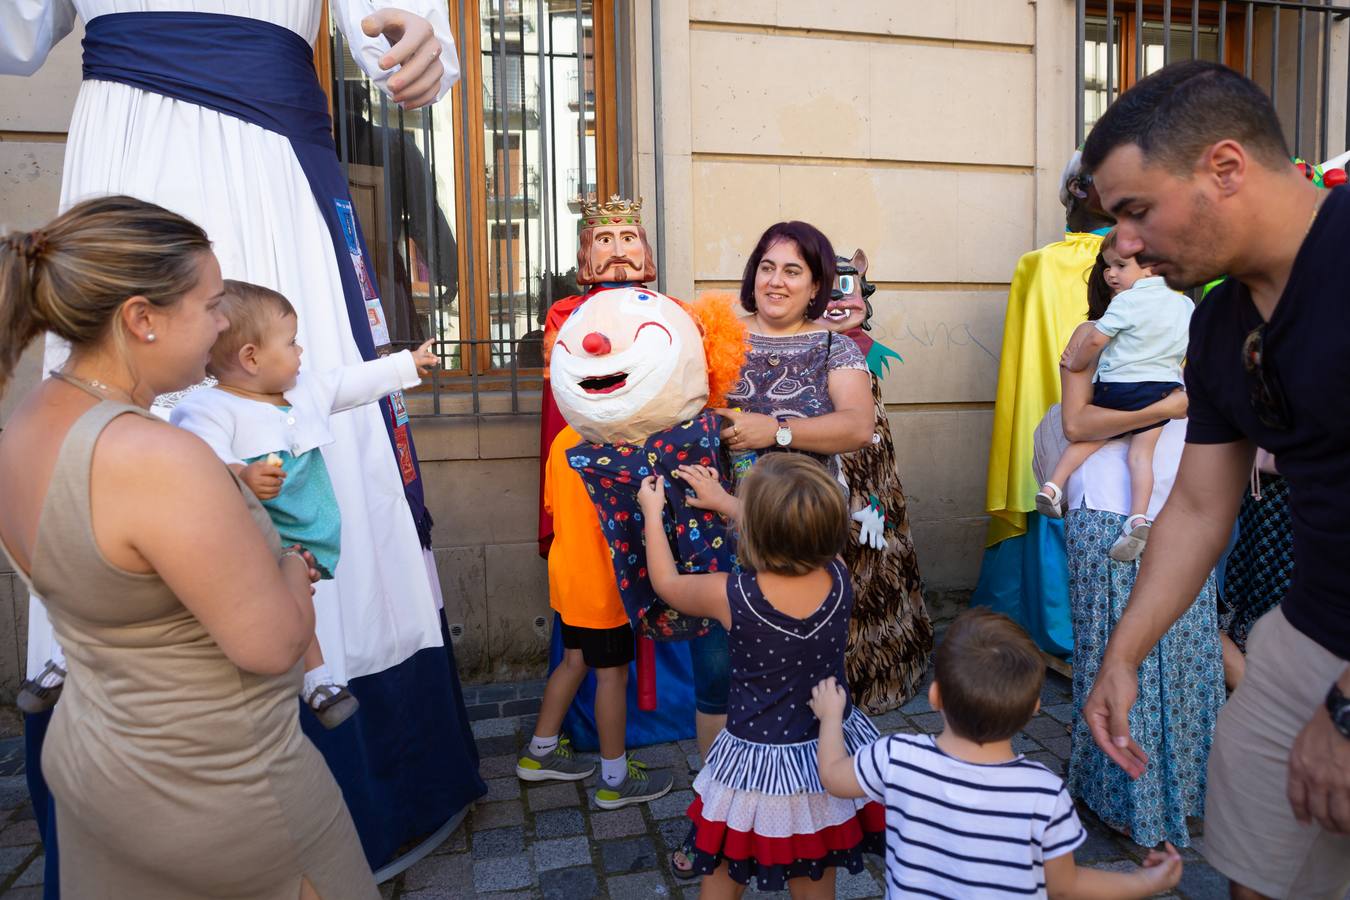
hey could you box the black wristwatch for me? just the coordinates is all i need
[1327,684,1350,739]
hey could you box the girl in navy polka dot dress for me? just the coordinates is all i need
[638,454,884,898]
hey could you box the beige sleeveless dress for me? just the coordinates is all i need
[0,399,378,899]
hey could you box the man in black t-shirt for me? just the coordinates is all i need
[1078,60,1350,899]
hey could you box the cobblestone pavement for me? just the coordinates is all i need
[0,671,1232,899]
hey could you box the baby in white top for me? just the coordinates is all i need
[172,280,436,728]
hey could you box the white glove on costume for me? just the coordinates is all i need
[852,501,887,551]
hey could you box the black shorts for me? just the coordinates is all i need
[1093,380,1184,437]
[559,619,634,669]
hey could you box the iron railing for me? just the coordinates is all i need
[330,0,618,417]
[1077,0,1350,161]
[565,166,597,202]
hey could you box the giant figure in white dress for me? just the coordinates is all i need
[2,0,456,691]
[1,0,484,875]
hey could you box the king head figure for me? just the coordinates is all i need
[577,195,658,286]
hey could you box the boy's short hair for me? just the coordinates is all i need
[207,279,296,377]
[737,453,848,576]
[934,608,1044,744]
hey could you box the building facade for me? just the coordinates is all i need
[2,0,1346,688]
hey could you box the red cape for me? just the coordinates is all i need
[537,285,613,557]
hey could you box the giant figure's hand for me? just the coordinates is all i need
[412,338,440,377]
[1083,657,1149,778]
[363,9,445,109]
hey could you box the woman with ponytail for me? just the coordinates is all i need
[0,196,377,899]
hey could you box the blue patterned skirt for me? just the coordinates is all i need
[1065,509,1224,847]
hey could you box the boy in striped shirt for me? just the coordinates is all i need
[813,609,1182,899]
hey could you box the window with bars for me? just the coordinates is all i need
[323,0,625,416]
[1078,1,1350,163]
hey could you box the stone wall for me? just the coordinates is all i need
[629,0,1077,592]
[0,3,1082,689]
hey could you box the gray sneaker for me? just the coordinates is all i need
[516,737,596,782]
[593,758,674,810]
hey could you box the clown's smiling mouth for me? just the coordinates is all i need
[579,372,629,394]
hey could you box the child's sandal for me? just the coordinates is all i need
[1035,482,1066,519]
[670,822,698,880]
[1108,514,1152,562]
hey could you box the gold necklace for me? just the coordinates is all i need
[1306,193,1324,238]
[49,368,136,403]
[759,315,811,366]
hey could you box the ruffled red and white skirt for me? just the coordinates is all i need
[685,709,885,890]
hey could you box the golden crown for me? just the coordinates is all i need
[580,195,643,229]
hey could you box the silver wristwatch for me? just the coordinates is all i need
[1328,684,1350,739]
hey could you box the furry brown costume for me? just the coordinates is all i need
[825,249,933,714]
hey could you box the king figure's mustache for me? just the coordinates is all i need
[598,256,640,272]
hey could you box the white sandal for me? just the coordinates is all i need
[1108,514,1152,562]
[1035,482,1066,519]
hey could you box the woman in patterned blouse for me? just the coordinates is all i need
[718,222,874,477]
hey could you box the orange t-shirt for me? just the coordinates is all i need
[543,426,630,630]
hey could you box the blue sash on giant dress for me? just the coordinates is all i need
[82,11,433,545]
[23,15,485,896]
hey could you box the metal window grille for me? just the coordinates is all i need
[330,0,614,417]
[1076,1,1350,163]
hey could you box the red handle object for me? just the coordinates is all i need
[637,636,657,711]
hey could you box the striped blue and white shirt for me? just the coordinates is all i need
[854,733,1086,899]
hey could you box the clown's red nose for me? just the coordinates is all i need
[582,332,612,356]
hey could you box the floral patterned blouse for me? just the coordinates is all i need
[567,412,737,641]
[724,329,867,473]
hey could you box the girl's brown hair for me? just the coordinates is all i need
[737,453,848,576]
[1084,229,1118,322]
[0,195,212,392]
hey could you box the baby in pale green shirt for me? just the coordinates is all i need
[1035,234,1192,562]
[172,280,437,728]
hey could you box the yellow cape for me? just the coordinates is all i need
[984,232,1102,546]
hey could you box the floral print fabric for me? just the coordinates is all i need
[568,411,737,640]
[1066,508,1224,847]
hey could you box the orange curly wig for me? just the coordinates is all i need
[685,291,749,409]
